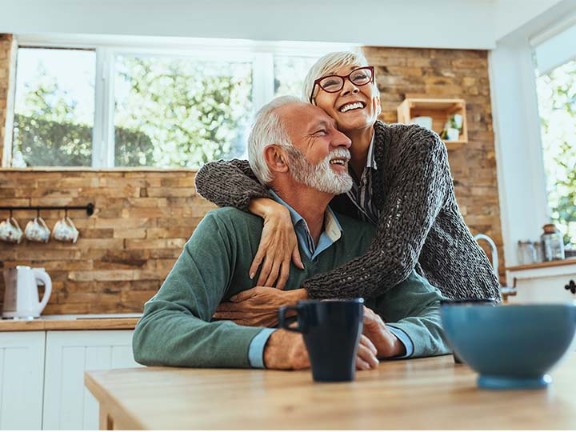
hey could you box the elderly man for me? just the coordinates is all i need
[132,96,449,370]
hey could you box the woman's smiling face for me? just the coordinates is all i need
[312,64,381,134]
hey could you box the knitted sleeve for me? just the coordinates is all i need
[195,159,271,211]
[304,126,451,299]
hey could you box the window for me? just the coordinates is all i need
[9,37,351,169]
[13,48,96,167]
[113,54,253,168]
[533,23,576,245]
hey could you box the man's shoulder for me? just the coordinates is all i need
[205,207,259,221]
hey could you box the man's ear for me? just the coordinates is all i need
[264,145,289,174]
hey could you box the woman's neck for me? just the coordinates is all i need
[346,127,374,177]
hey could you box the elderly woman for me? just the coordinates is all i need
[195,50,500,305]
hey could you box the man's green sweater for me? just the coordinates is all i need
[132,207,449,368]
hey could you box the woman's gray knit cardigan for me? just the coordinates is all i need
[195,121,501,302]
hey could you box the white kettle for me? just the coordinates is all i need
[2,266,52,319]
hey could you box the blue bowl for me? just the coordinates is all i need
[441,303,576,390]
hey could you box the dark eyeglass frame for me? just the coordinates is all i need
[309,66,375,103]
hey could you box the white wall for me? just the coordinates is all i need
[0,0,551,50]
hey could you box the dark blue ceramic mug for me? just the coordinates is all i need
[278,298,364,382]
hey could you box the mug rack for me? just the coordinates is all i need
[0,203,95,217]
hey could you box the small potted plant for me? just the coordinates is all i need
[440,114,463,141]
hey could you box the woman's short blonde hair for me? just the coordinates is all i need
[302,50,371,103]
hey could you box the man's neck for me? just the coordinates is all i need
[271,183,332,245]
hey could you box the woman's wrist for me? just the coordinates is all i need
[249,197,290,221]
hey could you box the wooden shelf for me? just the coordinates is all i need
[397,98,468,149]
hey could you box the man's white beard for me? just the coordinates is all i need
[287,148,353,195]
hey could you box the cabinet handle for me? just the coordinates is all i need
[565,280,576,295]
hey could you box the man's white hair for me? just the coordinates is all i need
[248,95,303,184]
[302,50,371,103]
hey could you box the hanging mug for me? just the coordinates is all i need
[52,216,79,243]
[25,217,51,243]
[0,217,23,244]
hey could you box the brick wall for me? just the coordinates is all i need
[0,170,216,314]
[0,39,503,315]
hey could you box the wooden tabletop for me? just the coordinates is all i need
[85,353,576,430]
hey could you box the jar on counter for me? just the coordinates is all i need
[540,224,565,261]
[533,241,544,263]
[517,240,537,265]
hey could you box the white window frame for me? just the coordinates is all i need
[6,34,354,169]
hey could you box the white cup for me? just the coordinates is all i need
[25,217,51,243]
[0,217,23,244]
[52,216,79,243]
[446,127,460,141]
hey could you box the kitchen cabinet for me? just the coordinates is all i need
[506,259,576,304]
[0,327,139,430]
[43,330,140,430]
[396,98,467,149]
[0,331,45,430]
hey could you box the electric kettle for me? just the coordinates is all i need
[2,266,52,319]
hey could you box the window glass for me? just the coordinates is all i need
[114,54,253,168]
[8,40,350,169]
[12,48,96,167]
[535,59,576,245]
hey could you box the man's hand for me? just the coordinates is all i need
[264,331,379,370]
[363,306,405,358]
[213,287,308,327]
[264,330,310,370]
[356,335,379,370]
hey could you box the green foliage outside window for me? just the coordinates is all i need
[12,49,253,169]
[537,60,576,245]
[114,55,253,168]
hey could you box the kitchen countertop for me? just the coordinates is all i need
[0,313,141,331]
[506,257,576,272]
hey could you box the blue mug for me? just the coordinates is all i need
[278,298,364,382]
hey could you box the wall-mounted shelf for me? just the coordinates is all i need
[397,98,467,149]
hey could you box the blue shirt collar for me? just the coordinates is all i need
[268,190,343,260]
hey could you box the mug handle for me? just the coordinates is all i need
[278,305,305,333]
[65,216,77,229]
[9,217,21,230]
[38,217,49,230]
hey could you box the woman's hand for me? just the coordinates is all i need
[248,198,304,289]
[362,306,405,358]
[213,287,308,327]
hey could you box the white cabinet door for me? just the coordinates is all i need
[506,264,576,304]
[43,330,140,430]
[0,331,45,430]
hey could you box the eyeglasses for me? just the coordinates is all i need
[310,66,374,102]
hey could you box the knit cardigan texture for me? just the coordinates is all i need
[194,121,501,302]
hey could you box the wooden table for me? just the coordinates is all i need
[85,354,576,430]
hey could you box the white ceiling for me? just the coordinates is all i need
[0,0,568,49]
